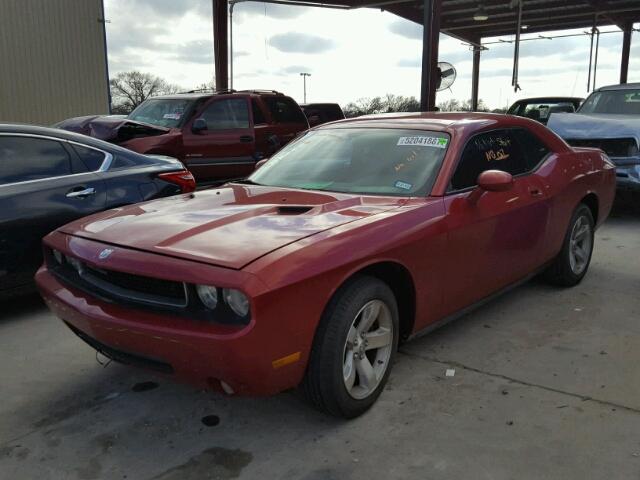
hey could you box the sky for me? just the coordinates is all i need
[103,0,640,110]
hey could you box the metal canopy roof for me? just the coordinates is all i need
[323,0,640,42]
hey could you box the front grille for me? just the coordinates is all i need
[46,249,250,326]
[83,264,187,306]
[566,138,638,157]
[50,253,187,309]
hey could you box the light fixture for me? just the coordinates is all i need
[473,3,489,21]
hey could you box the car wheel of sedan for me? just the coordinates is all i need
[302,275,399,418]
[544,204,594,286]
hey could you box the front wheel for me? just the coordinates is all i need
[543,204,595,286]
[301,276,399,418]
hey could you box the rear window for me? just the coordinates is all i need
[264,97,307,124]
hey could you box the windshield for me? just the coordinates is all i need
[578,89,640,115]
[249,128,449,196]
[128,98,194,128]
[510,101,577,121]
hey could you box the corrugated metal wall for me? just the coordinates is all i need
[0,0,110,126]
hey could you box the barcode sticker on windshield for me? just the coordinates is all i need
[397,136,448,148]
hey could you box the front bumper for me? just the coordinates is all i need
[35,232,311,396]
[610,156,640,189]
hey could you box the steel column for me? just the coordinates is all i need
[620,22,632,84]
[420,0,441,111]
[213,0,229,91]
[471,44,481,111]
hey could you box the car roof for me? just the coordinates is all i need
[314,112,569,151]
[301,103,342,107]
[0,123,147,156]
[316,112,518,133]
[595,82,640,92]
[156,89,288,101]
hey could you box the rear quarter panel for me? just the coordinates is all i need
[538,148,616,264]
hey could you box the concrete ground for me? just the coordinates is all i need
[1,197,639,480]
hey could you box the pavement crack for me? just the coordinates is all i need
[398,349,640,415]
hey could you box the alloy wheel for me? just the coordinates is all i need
[569,215,592,275]
[342,299,394,400]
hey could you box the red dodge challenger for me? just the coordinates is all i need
[36,113,616,418]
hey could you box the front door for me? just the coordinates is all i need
[182,97,256,183]
[441,128,552,315]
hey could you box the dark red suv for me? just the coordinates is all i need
[57,90,309,184]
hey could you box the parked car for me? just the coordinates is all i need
[0,124,195,298]
[507,97,583,124]
[36,113,615,417]
[301,103,345,127]
[56,90,309,184]
[547,83,640,189]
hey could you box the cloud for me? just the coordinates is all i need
[126,0,210,18]
[388,20,421,40]
[107,24,165,53]
[397,58,420,68]
[269,33,336,54]
[282,64,313,74]
[171,40,214,64]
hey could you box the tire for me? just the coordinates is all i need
[301,275,399,418]
[543,204,595,287]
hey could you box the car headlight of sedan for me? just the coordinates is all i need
[223,288,250,318]
[196,285,219,310]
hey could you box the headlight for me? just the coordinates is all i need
[52,249,63,264]
[223,288,250,317]
[196,285,219,310]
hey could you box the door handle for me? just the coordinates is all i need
[66,187,96,198]
[528,188,543,197]
[239,135,254,143]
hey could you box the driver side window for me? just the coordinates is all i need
[449,129,527,191]
[200,98,250,130]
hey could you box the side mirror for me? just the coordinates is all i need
[468,170,513,203]
[255,158,268,170]
[192,118,207,133]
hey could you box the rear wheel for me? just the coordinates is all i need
[301,276,399,418]
[543,204,594,286]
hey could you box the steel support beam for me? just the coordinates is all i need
[213,0,229,91]
[471,43,481,111]
[420,0,441,111]
[620,22,632,84]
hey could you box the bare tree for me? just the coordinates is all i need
[437,98,489,112]
[343,95,420,118]
[110,71,182,114]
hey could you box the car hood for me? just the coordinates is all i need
[55,115,170,143]
[547,113,640,144]
[60,184,404,269]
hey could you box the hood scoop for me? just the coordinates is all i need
[276,205,314,215]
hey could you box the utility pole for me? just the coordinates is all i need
[300,72,311,103]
